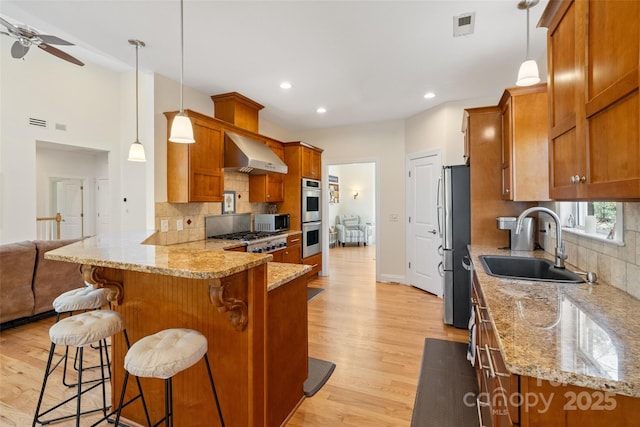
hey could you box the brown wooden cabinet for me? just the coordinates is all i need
[463,107,534,248]
[541,0,640,200]
[165,110,225,203]
[280,142,324,231]
[249,139,285,203]
[283,234,302,264]
[301,146,322,180]
[499,84,550,202]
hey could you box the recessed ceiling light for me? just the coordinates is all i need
[280,81,292,89]
[316,107,327,114]
[424,92,436,99]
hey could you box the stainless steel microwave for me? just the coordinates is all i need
[254,213,290,232]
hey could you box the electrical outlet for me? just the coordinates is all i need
[176,218,184,231]
[160,219,169,232]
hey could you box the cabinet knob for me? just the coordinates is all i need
[505,188,510,193]
[580,176,586,183]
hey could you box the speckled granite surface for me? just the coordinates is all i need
[469,245,640,398]
[267,262,311,291]
[45,231,272,279]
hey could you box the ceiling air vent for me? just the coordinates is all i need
[28,117,47,128]
[453,12,475,37]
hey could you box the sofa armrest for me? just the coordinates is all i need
[0,241,37,323]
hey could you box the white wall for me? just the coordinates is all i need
[405,96,497,165]
[0,36,125,243]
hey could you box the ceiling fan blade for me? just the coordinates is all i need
[11,41,29,59]
[0,16,19,33]
[38,43,84,66]
[38,34,73,46]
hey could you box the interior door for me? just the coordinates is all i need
[407,152,442,296]
[96,178,111,235]
[57,180,84,239]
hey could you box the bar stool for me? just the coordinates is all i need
[33,310,124,427]
[114,328,225,427]
[52,285,111,386]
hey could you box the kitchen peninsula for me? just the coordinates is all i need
[45,231,311,427]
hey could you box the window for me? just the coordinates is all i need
[559,202,624,245]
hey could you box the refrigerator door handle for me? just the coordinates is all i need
[438,261,445,277]
[438,245,444,256]
[436,175,443,236]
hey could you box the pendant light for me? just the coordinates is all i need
[169,0,195,143]
[128,39,146,162]
[516,0,541,87]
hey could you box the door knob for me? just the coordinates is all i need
[428,229,437,235]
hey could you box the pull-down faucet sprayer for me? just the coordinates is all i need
[515,207,567,269]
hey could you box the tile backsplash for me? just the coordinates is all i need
[539,202,640,300]
[154,171,269,245]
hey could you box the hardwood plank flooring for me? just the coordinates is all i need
[0,244,468,426]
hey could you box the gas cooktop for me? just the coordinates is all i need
[208,231,283,241]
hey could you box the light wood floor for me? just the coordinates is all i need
[0,244,468,426]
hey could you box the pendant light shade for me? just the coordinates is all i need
[169,0,195,143]
[515,0,540,87]
[128,39,146,162]
[169,113,195,143]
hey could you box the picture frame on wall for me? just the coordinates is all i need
[329,175,340,204]
[223,191,236,214]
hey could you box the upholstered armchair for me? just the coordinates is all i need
[335,215,367,247]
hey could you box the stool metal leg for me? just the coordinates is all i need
[203,354,225,427]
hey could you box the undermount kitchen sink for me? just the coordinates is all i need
[479,255,584,283]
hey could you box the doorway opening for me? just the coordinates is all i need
[325,161,378,278]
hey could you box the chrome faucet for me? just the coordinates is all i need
[515,207,567,269]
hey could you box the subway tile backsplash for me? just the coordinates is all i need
[154,172,268,245]
[539,202,640,300]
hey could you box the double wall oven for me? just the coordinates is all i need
[301,178,322,258]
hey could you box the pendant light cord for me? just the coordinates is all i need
[179,0,185,114]
[525,3,531,60]
[135,43,139,142]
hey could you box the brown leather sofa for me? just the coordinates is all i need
[1,239,84,328]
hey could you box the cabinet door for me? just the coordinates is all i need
[582,0,640,199]
[282,244,301,264]
[301,147,321,179]
[249,140,285,202]
[189,122,224,202]
[501,97,513,200]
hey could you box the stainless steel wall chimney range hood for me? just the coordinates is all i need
[224,132,288,174]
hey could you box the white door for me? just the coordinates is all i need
[96,179,111,235]
[407,152,442,296]
[57,180,84,239]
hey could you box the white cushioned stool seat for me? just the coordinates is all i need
[125,329,208,379]
[52,286,108,313]
[49,310,124,347]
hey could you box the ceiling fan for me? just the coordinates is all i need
[0,17,84,66]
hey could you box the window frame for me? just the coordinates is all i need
[558,202,625,246]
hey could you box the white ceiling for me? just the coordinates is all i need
[1,0,549,131]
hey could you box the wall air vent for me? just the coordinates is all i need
[453,12,475,37]
[28,117,47,128]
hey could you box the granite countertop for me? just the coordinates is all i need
[45,231,272,280]
[469,245,640,398]
[267,262,312,291]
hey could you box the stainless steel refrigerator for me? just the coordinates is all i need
[439,165,471,329]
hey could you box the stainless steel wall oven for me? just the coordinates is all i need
[302,221,322,258]
[301,178,321,223]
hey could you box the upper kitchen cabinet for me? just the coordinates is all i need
[541,0,640,200]
[211,92,264,133]
[499,83,550,202]
[300,145,322,180]
[165,110,224,203]
[280,142,324,230]
[463,107,534,248]
[249,138,285,203]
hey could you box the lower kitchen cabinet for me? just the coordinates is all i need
[472,269,640,427]
[302,252,322,277]
[283,234,301,264]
